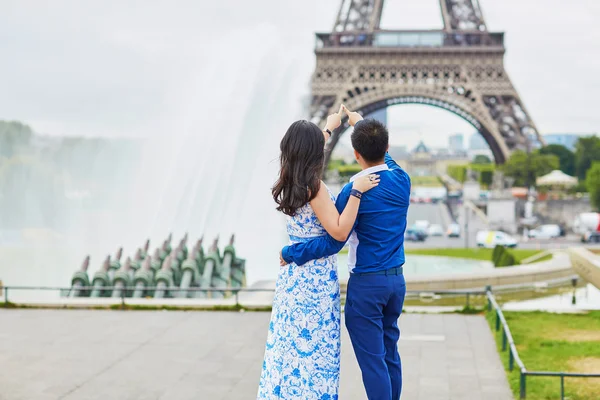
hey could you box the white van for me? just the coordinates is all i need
[476,230,518,248]
[528,224,561,239]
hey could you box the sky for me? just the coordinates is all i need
[1,0,599,147]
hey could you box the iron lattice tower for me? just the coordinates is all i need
[311,0,543,164]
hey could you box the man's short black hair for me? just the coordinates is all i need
[351,119,389,163]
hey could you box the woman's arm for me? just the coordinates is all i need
[310,177,379,241]
[321,105,344,145]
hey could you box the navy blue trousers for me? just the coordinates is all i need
[345,272,407,400]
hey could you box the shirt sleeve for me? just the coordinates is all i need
[385,152,400,170]
[281,185,354,265]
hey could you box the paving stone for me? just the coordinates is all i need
[0,309,512,400]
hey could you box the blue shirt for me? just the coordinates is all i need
[281,153,411,273]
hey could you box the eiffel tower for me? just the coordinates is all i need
[310,0,544,164]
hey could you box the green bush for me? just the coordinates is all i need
[492,245,504,265]
[479,170,493,188]
[492,245,517,267]
[586,162,600,211]
[447,165,467,183]
[337,164,362,178]
[497,251,517,267]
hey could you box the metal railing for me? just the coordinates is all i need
[0,285,485,309]
[486,289,600,399]
[1,285,276,308]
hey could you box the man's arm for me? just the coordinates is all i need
[281,186,353,265]
[385,152,401,170]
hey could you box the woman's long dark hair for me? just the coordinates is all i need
[272,120,325,216]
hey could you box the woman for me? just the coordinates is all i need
[257,106,379,399]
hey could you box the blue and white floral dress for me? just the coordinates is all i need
[257,193,341,400]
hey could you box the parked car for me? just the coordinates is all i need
[414,220,430,230]
[405,228,427,242]
[446,223,461,238]
[476,230,517,248]
[582,231,600,243]
[528,224,561,239]
[428,224,444,236]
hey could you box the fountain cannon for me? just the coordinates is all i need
[141,239,150,259]
[179,233,189,259]
[213,235,235,297]
[111,257,132,298]
[132,257,154,298]
[194,237,205,275]
[169,243,184,286]
[211,235,235,299]
[150,248,162,272]
[108,247,123,281]
[195,238,221,298]
[131,248,143,273]
[154,255,174,299]
[70,256,91,297]
[159,239,170,262]
[165,233,173,254]
[231,258,247,288]
[178,246,198,298]
[90,256,111,298]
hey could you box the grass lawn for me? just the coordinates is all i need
[403,248,551,264]
[486,311,600,400]
[410,175,443,187]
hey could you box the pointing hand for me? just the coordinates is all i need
[343,105,363,127]
[324,105,345,133]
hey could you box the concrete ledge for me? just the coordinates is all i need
[404,252,573,291]
[568,247,600,289]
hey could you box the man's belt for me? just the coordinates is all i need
[351,266,404,276]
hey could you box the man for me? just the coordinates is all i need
[280,107,411,400]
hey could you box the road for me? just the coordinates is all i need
[407,203,451,229]
[406,204,600,250]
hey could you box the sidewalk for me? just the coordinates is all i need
[0,310,512,400]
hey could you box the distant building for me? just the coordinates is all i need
[448,134,464,152]
[388,145,408,160]
[395,141,469,176]
[543,133,594,151]
[469,133,489,150]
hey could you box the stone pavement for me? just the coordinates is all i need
[0,310,512,400]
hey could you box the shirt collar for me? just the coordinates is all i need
[349,163,390,182]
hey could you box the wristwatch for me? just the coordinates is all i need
[324,128,332,137]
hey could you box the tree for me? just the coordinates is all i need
[479,170,493,188]
[472,154,492,165]
[539,144,576,176]
[0,120,33,158]
[447,165,466,183]
[586,162,600,211]
[575,136,600,180]
[502,150,559,187]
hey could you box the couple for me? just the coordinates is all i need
[257,106,411,400]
